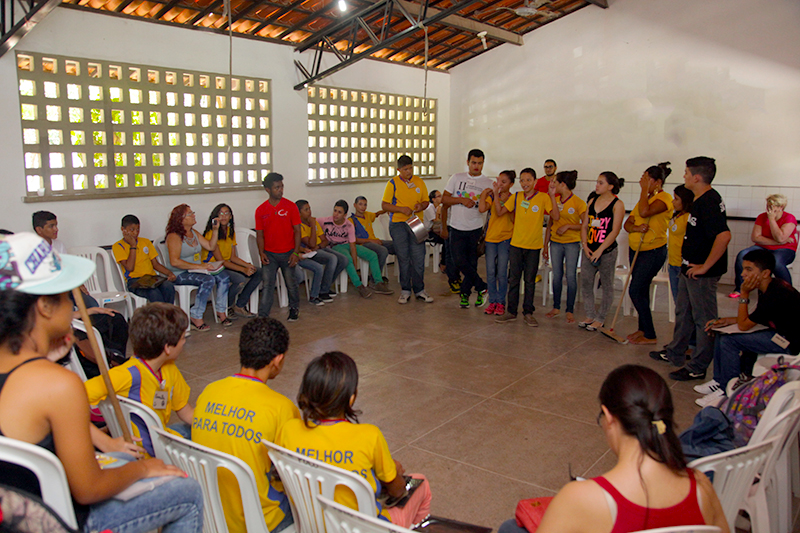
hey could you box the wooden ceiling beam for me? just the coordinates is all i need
[396,0,522,45]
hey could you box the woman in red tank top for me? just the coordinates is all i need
[498,365,729,533]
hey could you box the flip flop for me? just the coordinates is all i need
[191,321,210,331]
[630,337,658,345]
[545,309,560,319]
[221,318,234,327]
[578,320,592,329]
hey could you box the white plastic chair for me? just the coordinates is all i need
[263,441,377,533]
[110,257,149,311]
[688,436,777,532]
[631,527,722,533]
[69,318,109,379]
[428,242,442,273]
[154,428,291,533]
[237,228,289,309]
[67,246,133,318]
[318,495,413,533]
[99,395,166,459]
[0,435,78,529]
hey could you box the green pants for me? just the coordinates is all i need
[332,243,383,287]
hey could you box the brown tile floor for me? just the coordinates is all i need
[173,265,799,531]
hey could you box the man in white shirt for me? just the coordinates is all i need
[442,149,493,309]
[32,210,67,253]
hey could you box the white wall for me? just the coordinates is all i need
[0,8,450,246]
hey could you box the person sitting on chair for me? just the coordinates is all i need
[113,214,176,304]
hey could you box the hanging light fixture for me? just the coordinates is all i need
[338,0,347,12]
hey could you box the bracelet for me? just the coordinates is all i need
[738,297,750,304]
[130,247,137,250]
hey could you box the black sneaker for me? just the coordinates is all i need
[309,297,324,306]
[288,308,299,322]
[319,293,334,303]
[649,349,669,363]
[449,280,462,294]
[669,367,706,381]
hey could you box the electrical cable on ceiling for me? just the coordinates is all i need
[421,23,428,117]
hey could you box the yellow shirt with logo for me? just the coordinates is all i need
[550,194,587,244]
[484,195,514,244]
[628,191,674,252]
[382,175,428,223]
[84,358,190,457]
[276,419,396,522]
[300,221,324,247]
[193,376,300,533]
[351,212,378,239]
[668,212,689,267]
[504,192,553,250]
[203,230,236,262]
[113,237,158,279]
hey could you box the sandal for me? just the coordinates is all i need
[578,320,593,329]
[630,336,658,345]
[191,321,210,331]
[221,318,234,327]
[585,321,602,332]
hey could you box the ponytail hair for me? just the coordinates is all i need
[599,171,623,195]
[645,162,672,185]
[599,365,686,472]
[555,170,578,190]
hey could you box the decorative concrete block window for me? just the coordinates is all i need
[16,52,272,201]
[306,86,436,183]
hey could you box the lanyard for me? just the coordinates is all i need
[524,191,537,202]
[137,358,165,389]
[561,193,573,205]
[233,373,265,384]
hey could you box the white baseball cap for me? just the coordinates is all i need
[0,233,95,295]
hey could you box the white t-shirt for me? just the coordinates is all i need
[51,239,67,254]
[444,172,493,231]
[422,204,436,231]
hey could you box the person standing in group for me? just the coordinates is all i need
[623,163,674,345]
[495,168,560,326]
[534,159,557,193]
[442,149,493,308]
[382,155,433,304]
[255,172,301,322]
[579,172,625,332]
[651,157,731,382]
[479,170,515,316]
[544,170,586,324]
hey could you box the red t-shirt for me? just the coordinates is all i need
[255,197,301,253]
[534,176,553,193]
[755,211,798,251]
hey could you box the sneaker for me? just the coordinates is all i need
[383,276,390,283]
[449,279,462,294]
[416,291,434,303]
[649,349,670,363]
[398,292,411,304]
[319,293,334,303]
[535,274,542,283]
[373,282,394,295]
[669,367,706,381]
[727,291,741,298]
[475,289,488,308]
[288,308,299,322]
[226,308,240,320]
[309,297,325,306]
[523,314,539,327]
[484,303,497,315]
[495,304,506,316]
[693,379,720,395]
[459,294,470,308]
[233,305,255,318]
[495,312,517,323]
[695,388,725,408]
[357,285,373,298]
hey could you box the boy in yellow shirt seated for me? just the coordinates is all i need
[193,318,300,533]
[113,214,177,303]
[85,302,194,457]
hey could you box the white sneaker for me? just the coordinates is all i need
[415,291,434,303]
[695,388,725,408]
[398,291,411,304]
[693,379,720,395]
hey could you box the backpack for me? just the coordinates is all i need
[722,357,800,447]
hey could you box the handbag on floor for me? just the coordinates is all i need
[514,496,553,533]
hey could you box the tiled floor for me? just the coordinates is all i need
[174,264,798,531]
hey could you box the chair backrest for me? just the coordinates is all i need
[66,246,109,292]
[631,527,722,533]
[65,347,88,381]
[318,495,413,533]
[70,318,109,371]
[154,428,270,533]
[235,228,260,268]
[688,436,778,531]
[263,441,377,533]
[99,395,165,459]
[0,435,78,529]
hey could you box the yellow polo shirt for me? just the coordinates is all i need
[505,191,553,250]
[628,191,673,252]
[113,238,158,279]
[382,175,428,223]
[668,212,689,267]
[204,230,236,262]
[484,195,514,244]
[550,194,587,244]
[351,212,378,239]
[300,221,324,247]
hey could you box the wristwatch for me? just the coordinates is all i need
[738,297,750,304]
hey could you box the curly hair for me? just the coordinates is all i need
[165,204,190,238]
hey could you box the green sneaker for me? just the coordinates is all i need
[475,289,488,308]
[459,294,470,308]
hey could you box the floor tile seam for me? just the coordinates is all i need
[405,445,559,492]
[485,397,601,427]
[372,369,496,399]
[447,338,571,364]
[580,448,611,478]
[486,362,556,399]
[404,398,492,447]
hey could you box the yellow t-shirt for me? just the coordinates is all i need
[382,175,429,223]
[193,376,300,533]
[550,194,587,244]
[628,191,674,252]
[484,195,513,244]
[504,192,553,250]
[204,230,236,262]
[113,237,158,279]
[276,419,396,522]
[84,358,190,457]
[668,212,689,267]
[351,212,378,240]
[300,221,323,247]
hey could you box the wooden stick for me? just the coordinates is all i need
[72,287,132,443]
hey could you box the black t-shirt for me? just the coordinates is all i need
[681,188,729,277]
[749,279,800,354]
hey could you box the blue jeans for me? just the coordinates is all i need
[85,468,204,533]
[225,269,261,308]
[363,240,395,274]
[628,245,667,339]
[316,248,347,293]
[390,221,426,294]
[259,250,300,316]
[485,239,510,305]
[666,273,719,373]
[550,241,580,312]
[127,278,176,304]
[498,519,527,533]
[173,271,230,320]
[734,245,795,291]
[713,329,791,387]
[668,264,681,302]
[298,258,325,299]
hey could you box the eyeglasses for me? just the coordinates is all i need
[184,211,196,218]
[218,211,232,216]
